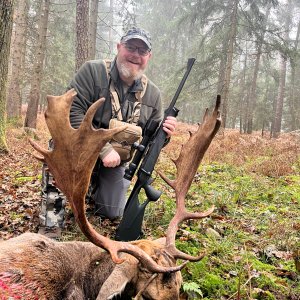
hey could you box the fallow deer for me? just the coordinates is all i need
[0,89,221,299]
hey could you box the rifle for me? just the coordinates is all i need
[115,58,196,241]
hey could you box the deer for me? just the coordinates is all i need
[0,89,221,299]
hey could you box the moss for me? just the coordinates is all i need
[183,257,209,281]
[198,273,225,296]
[144,161,300,299]
[250,257,274,272]
[9,212,23,220]
[15,176,36,182]
[253,289,276,300]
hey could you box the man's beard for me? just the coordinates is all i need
[117,59,144,82]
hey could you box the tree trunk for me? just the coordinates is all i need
[288,19,300,131]
[6,0,29,124]
[245,42,262,134]
[262,75,271,133]
[272,54,287,138]
[89,0,98,60]
[246,6,271,134]
[76,0,89,71]
[109,0,114,55]
[24,0,50,130]
[271,0,292,138]
[0,0,14,153]
[217,36,228,95]
[237,47,248,133]
[221,0,238,128]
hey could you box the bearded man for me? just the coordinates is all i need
[39,28,176,234]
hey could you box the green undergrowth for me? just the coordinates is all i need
[144,162,300,299]
[12,171,41,186]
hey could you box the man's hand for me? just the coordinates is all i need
[102,149,121,167]
[163,116,177,138]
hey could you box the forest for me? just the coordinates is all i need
[0,0,300,299]
[0,0,300,143]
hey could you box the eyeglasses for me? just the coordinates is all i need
[123,43,150,56]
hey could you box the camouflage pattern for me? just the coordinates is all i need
[39,164,66,228]
[120,27,152,50]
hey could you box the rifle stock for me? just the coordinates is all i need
[115,58,196,241]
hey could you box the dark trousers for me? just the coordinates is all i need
[93,163,131,220]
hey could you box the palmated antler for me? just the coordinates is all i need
[159,95,222,261]
[30,89,185,273]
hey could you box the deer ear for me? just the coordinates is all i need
[96,258,138,300]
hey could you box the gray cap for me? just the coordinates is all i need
[121,27,152,50]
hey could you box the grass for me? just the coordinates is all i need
[141,128,300,299]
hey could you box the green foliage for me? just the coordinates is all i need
[198,273,224,296]
[133,0,300,130]
[14,176,37,183]
[42,1,76,96]
[144,158,300,299]
[182,281,203,299]
[14,0,300,130]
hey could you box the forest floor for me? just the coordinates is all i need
[0,114,300,299]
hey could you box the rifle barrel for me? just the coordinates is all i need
[166,58,196,114]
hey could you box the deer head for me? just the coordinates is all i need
[29,90,221,298]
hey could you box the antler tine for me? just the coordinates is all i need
[30,89,188,274]
[160,95,222,260]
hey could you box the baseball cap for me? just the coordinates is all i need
[120,27,152,51]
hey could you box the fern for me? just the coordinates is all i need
[182,281,203,299]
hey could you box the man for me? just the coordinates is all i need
[39,27,176,235]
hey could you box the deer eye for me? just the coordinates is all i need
[162,272,173,283]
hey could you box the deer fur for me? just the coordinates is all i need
[0,233,182,299]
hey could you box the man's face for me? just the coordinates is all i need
[116,38,152,82]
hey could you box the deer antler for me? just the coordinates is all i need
[29,89,185,273]
[159,95,221,261]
